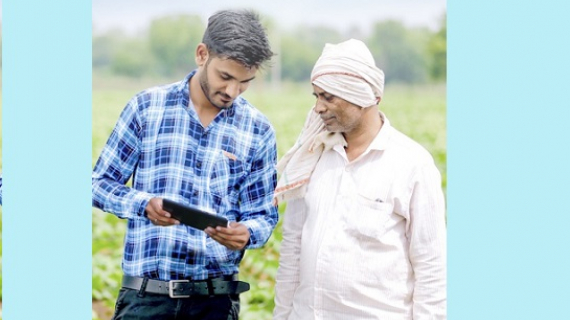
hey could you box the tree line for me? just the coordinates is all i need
[92,13,446,84]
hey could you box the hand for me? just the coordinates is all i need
[205,222,250,250]
[145,197,180,226]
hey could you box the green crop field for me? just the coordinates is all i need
[91,80,446,320]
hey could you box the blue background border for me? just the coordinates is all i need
[3,0,92,319]
[2,0,570,319]
[448,1,570,319]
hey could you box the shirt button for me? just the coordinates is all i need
[196,161,202,168]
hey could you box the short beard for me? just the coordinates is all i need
[199,58,231,110]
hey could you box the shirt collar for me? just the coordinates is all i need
[332,111,392,155]
[179,70,196,96]
[368,111,392,151]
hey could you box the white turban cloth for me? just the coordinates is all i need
[273,39,384,205]
[311,38,385,108]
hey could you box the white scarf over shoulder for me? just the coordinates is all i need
[273,39,385,205]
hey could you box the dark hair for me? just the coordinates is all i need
[202,9,274,69]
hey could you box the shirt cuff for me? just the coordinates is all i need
[241,219,263,249]
[133,192,154,219]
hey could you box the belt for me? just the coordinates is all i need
[122,275,250,298]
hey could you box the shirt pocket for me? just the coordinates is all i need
[341,191,392,240]
[209,149,247,199]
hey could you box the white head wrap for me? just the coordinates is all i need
[311,38,385,108]
[273,39,385,205]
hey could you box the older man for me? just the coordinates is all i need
[273,39,447,319]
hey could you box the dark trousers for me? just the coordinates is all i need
[111,288,240,320]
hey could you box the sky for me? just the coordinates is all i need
[92,0,447,36]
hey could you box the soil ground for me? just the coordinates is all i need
[93,301,114,320]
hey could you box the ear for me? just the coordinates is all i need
[195,43,209,66]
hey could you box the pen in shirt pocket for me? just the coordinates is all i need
[222,150,237,161]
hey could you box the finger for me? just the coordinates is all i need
[217,227,247,240]
[162,217,180,225]
[207,231,232,244]
[145,198,162,218]
[159,207,172,218]
[158,217,180,226]
[152,215,179,226]
[229,221,241,228]
[154,199,172,218]
[210,230,230,242]
[210,232,245,250]
[204,227,215,236]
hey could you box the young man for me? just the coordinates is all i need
[92,9,278,319]
[273,39,447,319]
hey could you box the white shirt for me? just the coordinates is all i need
[274,117,447,320]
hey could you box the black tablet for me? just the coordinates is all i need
[162,199,229,230]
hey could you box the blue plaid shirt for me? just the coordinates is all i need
[92,71,278,280]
